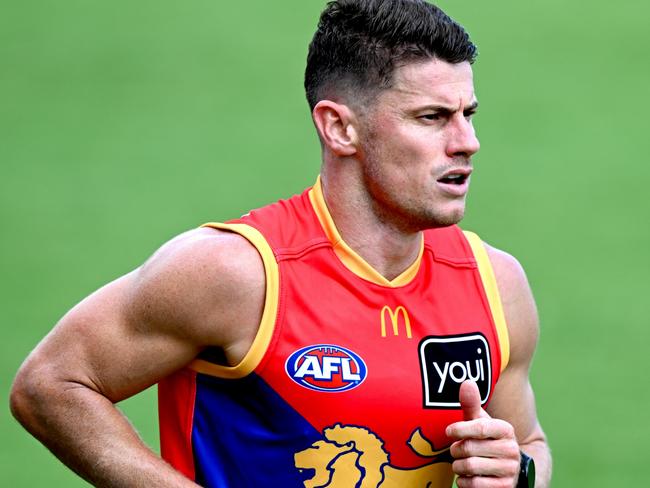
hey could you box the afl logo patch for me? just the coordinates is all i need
[285,344,367,392]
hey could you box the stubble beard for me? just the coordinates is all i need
[361,148,467,233]
[395,196,466,231]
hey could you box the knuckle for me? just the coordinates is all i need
[508,444,520,459]
[507,459,520,476]
[478,420,490,438]
[498,439,519,459]
[464,456,481,473]
[494,457,519,479]
[493,419,513,438]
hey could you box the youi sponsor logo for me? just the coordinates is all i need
[419,333,491,408]
[285,344,367,392]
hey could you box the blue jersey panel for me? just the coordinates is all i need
[192,372,321,487]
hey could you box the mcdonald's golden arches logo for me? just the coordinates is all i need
[380,305,412,339]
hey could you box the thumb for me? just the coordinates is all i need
[459,380,488,420]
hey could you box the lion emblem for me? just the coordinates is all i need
[294,424,454,487]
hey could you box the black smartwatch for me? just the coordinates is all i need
[517,451,536,488]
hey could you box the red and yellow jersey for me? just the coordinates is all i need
[158,178,510,487]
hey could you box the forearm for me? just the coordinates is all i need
[520,437,551,488]
[11,379,198,488]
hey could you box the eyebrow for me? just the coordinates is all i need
[422,100,479,114]
[464,101,479,112]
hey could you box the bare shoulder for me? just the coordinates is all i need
[483,243,539,365]
[141,226,264,290]
[131,226,266,350]
[13,226,266,403]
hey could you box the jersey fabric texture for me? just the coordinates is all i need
[158,178,509,487]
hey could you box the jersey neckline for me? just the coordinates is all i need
[307,176,424,288]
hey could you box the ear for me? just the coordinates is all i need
[312,100,359,157]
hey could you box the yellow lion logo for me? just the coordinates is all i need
[294,424,454,487]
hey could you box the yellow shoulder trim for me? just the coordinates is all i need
[463,231,510,372]
[188,222,279,379]
[308,176,423,288]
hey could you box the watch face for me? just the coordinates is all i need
[527,458,536,488]
[519,453,536,488]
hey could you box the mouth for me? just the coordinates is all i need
[436,168,472,196]
[436,169,472,186]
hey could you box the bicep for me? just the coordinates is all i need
[21,228,266,403]
[25,269,202,403]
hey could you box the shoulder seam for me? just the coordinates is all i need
[188,222,280,379]
[462,231,511,373]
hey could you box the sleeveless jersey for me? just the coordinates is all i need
[158,178,510,487]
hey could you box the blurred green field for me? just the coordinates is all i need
[2,1,648,486]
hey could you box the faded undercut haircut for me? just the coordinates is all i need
[305,0,477,111]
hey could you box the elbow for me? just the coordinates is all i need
[10,368,35,427]
[9,363,51,433]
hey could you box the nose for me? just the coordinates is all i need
[446,115,480,158]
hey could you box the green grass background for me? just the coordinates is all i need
[2,1,648,485]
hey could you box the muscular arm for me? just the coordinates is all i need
[484,245,551,486]
[447,244,551,487]
[9,228,265,487]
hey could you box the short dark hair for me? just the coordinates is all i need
[305,0,477,110]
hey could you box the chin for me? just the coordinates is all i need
[432,215,464,229]
[393,201,466,231]
[420,207,465,230]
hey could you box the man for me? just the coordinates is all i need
[10,0,551,486]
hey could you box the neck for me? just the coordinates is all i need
[320,165,422,282]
